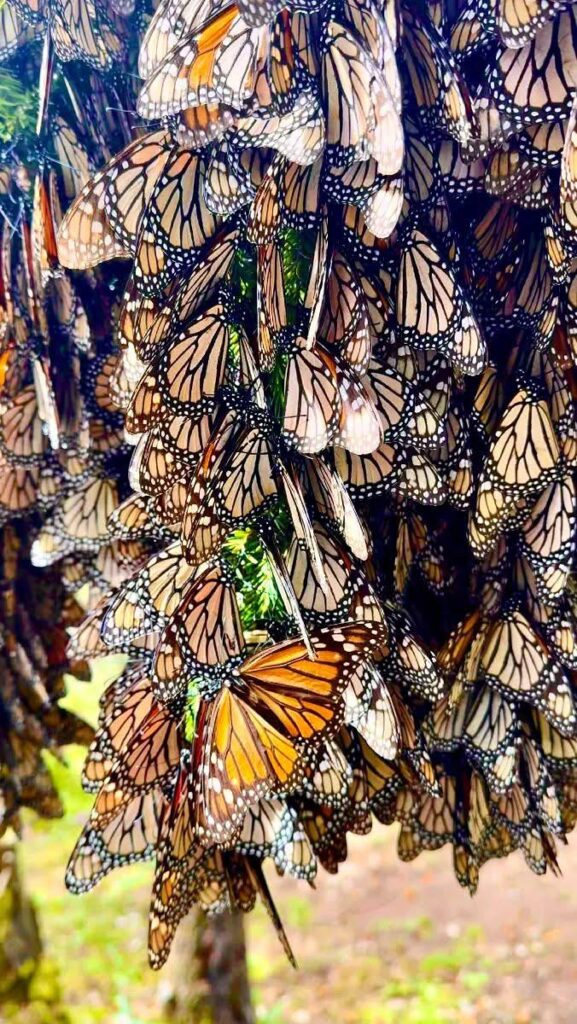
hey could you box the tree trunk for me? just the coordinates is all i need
[163,911,255,1024]
[0,841,42,1002]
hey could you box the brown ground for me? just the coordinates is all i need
[249,825,577,1024]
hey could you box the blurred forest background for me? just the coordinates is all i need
[2,658,576,1024]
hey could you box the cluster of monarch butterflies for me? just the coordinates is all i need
[0,523,94,833]
[2,0,577,971]
[0,3,148,831]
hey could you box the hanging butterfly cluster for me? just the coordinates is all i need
[0,522,95,833]
[0,1,146,832]
[39,0,577,969]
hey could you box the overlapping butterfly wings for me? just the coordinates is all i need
[51,0,577,965]
[0,523,94,837]
[3,0,125,67]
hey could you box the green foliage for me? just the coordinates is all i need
[356,923,492,1024]
[269,349,288,423]
[232,245,257,304]
[184,690,199,742]
[0,69,37,143]
[224,529,284,631]
[281,228,314,314]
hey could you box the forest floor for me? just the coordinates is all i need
[4,660,577,1024]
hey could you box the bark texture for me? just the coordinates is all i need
[164,911,255,1024]
[0,842,42,1001]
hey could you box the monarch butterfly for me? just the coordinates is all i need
[117,283,168,359]
[139,225,240,356]
[301,739,353,809]
[402,6,473,145]
[532,706,577,769]
[519,475,576,601]
[177,100,237,150]
[82,667,158,792]
[65,597,112,661]
[0,386,48,466]
[126,304,230,434]
[437,138,485,197]
[297,797,350,875]
[466,200,520,277]
[137,4,267,120]
[334,442,447,505]
[335,363,383,455]
[487,7,577,125]
[495,0,571,47]
[284,340,381,456]
[480,607,575,734]
[346,665,401,762]
[469,382,561,555]
[61,135,220,292]
[281,339,339,454]
[561,97,577,230]
[340,202,400,264]
[433,401,474,509]
[144,148,222,264]
[237,797,299,862]
[101,542,196,649]
[107,493,172,542]
[277,463,329,593]
[286,520,357,625]
[248,155,314,244]
[365,360,441,450]
[465,685,521,793]
[31,476,119,566]
[31,172,61,285]
[149,802,222,967]
[500,235,556,346]
[449,0,495,57]
[91,701,182,826]
[149,755,296,969]
[396,229,486,375]
[93,539,153,592]
[275,817,317,880]
[311,248,369,362]
[301,455,369,561]
[128,417,209,498]
[182,417,278,565]
[204,140,256,217]
[0,3,36,59]
[471,362,506,441]
[382,609,444,703]
[397,773,457,865]
[51,117,92,201]
[394,509,428,594]
[152,561,244,703]
[484,144,545,204]
[325,158,403,239]
[193,621,387,842]
[538,601,577,671]
[57,130,171,270]
[11,0,122,67]
[138,0,219,80]
[66,790,164,893]
[322,19,403,174]
[236,90,325,166]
